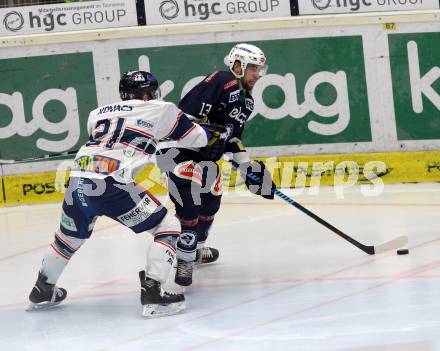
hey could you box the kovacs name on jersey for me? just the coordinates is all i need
[97,104,133,115]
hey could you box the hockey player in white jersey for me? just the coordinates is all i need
[27,71,227,318]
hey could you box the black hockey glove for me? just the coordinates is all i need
[198,123,227,161]
[243,160,276,200]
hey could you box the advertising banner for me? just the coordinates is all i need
[144,0,292,25]
[118,37,371,147]
[298,0,439,15]
[277,151,440,188]
[389,32,440,140]
[0,52,97,160]
[0,0,137,37]
[2,171,66,205]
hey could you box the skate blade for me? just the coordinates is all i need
[142,301,185,318]
[26,301,62,312]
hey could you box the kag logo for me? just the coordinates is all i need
[160,0,180,20]
[3,11,24,32]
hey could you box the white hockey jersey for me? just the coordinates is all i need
[70,99,208,183]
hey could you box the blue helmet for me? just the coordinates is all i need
[119,71,160,101]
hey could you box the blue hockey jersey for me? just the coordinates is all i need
[178,70,253,164]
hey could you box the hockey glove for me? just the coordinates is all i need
[199,123,227,161]
[243,160,276,200]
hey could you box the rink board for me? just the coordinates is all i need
[2,151,440,206]
[1,164,167,206]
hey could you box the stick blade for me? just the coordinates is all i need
[373,236,408,254]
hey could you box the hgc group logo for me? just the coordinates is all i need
[3,11,24,32]
[153,0,285,22]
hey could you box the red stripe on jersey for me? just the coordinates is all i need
[146,190,161,206]
[177,125,196,141]
[204,70,219,83]
[155,240,176,253]
[163,113,182,139]
[136,184,162,206]
[120,142,146,153]
[125,126,155,139]
[154,231,181,236]
[224,80,238,90]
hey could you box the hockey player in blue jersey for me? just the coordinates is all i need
[27,71,226,317]
[157,43,276,287]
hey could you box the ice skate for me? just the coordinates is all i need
[139,271,185,318]
[175,259,194,286]
[27,271,67,311]
[195,247,219,265]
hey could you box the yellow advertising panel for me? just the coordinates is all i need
[277,151,440,188]
[0,177,4,208]
[3,172,68,205]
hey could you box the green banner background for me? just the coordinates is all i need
[0,52,96,160]
[389,32,440,140]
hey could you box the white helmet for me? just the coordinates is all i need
[226,43,267,78]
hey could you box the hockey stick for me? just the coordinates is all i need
[0,150,79,165]
[236,162,408,255]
